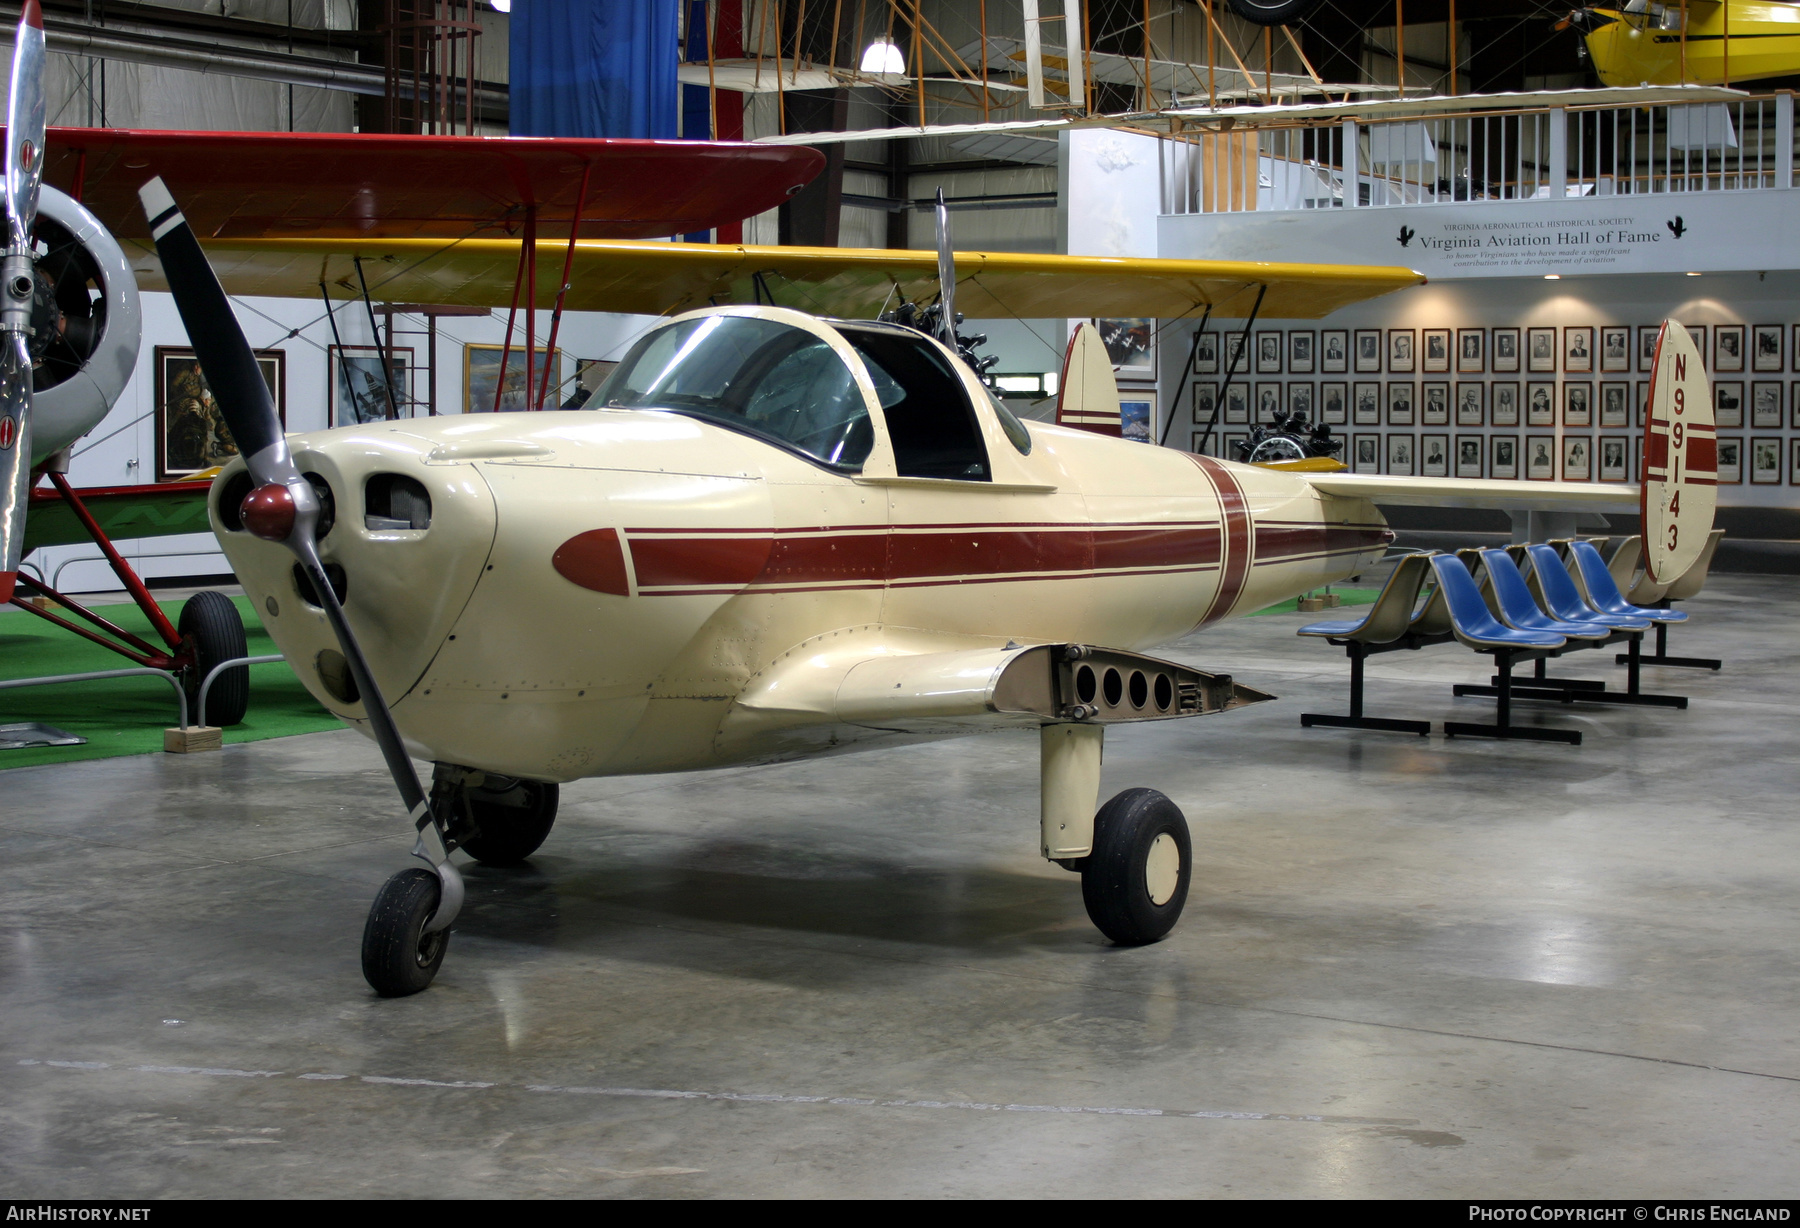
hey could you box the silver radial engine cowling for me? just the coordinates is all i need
[28,184,141,465]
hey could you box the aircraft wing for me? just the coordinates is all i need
[23,481,213,552]
[19,127,825,242]
[128,236,1425,320]
[1301,474,1639,514]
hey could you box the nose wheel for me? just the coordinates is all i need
[1080,788,1192,945]
[361,867,450,998]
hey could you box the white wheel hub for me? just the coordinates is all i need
[1144,832,1181,906]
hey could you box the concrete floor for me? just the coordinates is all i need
[2,574,1797,1198]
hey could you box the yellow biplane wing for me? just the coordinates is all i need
[125,237,1425,321]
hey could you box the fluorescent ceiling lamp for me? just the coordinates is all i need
[1543,273,1561,280]
[860,40,905,74]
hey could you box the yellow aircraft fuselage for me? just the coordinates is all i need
[1586,2,1800,87]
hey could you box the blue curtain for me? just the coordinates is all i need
[511,0,678,139]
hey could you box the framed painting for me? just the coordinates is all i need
[1421,327,1451,373]
[1751,436,1782,484]
[1352,433,1381,474]
[1491,434,1519,480]
[1118,391,1156,443]
[1714,381,1744,429]
[1599,435,1629,483]
[1320,329,1349,374]
[154,345,284,482]
[1386,380,1414,425]
[1455,381,1484,426]
[1600,325,1631,372]
[1563,326,1594,374]
[1418,381,1448,426]
[1457,327,1485,374]
[1387,328,1415,374]
[330,344,412,426]
[1526,381,1555,426]
[1751,381,1783,428]
[1562,434,1592,481]
[1354,329,1382,374]
[465,344,561,413]
[1256,330,1284,374]
[1525,435,1556,480]
[1713,323,1745,374]
[1455,433,1484,478]
[1420,433,1449,477]
[1491,381,1520,426]
[1492,326,1520,373]
[1563,381,1591,427]
[1386,432,1415,476]
[1599,381,1630,428]
[1753,323,1784,372]
[1094,318,1156,380]
[1716,437,1743,485]
[1320,381,1347,425]
[1527,327,1557,373]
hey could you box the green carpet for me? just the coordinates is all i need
[0,594,340,771]
[1248,587,1379,617]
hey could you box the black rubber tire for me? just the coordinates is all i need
[1225,0,1325,26]
[180,590,249,727]
[361,868,449,997]
[1081,788,1192,946]
[457,780,559,866]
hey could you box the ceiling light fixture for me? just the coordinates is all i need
[491,0,510,11]
[1686,271,1702,276]
[860,39,905,74]
[1543,273,1561,280]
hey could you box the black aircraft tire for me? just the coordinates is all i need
[180,590,249,727]
[1225,0,1325,26]
[1081,788,1192,946]
[361,868,449,997]
[458,780,559,866]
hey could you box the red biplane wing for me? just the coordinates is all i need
[29,128,824,241]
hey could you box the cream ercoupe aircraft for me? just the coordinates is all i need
[134,177,1701,999]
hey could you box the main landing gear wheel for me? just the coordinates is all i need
[1081,788,1192,946]
[457,779,559,866]
[361,867,449,997]
[180,590,249,726]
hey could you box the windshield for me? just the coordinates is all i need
[594,315,875,469]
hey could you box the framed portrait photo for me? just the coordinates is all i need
[1714,323,1745,374]
[1600,325,1631,372]
[1386,380,1415,425]
[1457,327,1485,374]
[1193,331,1219,375]
[1563,326,1594,374]
[1638,324,1661,373]
[1792,381,1800,429]
[1421,381,1449,426]
[1256,330,1284,374]
[1094,317,1156,380]
[1255,381,1282,423]
[1714,380,1744,429]
[1791,438,1800,484]
[1118,391,1156,443]
[1353,381,1381,425]
[154,345,285,482]
[1387,432,1415,476]
[1492,326,1521,373]
[1354,329,1383,374]
[1388,328,1416,374]
[1751,436,1782,484]
[1420,433,1449,477]
[1287,381,1314,420]
[1192,382,1217,424]
[1717,436,1743,484]
[1526,381,1556,426]
[1224,332,1247,372]
[1491,381,1520,426]
[1599,435,1629,482]
[1222,431,1249,460]
[1792,325,1800,372]
[1352,433,1381,474]
[330,344,412,426]
[1288,330,1316,374]
[1683,323,1707,365]
[1320,381,1348,425]
[1638,380,1651,428]
[1321,329,1349,373]
[1753,323,1784,372]
[1599,381,1630,428]
[1421,328,1451,373]
[466,343,561,413]
[1562,434,1592,481]
[1491,434,1519,480]
[1455,433,1485,478]
[1455,381,1484,426]
[1752,381,1783,428]
[1525,434,1556,480]
[1527,327,1557,373]
[1223,382,1249,424]
[1563,381,1592,427]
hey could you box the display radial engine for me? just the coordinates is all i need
[143,181,1651,999]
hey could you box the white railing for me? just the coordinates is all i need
[1161,93,1799,215]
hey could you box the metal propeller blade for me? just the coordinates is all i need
[137,175,463,931]
[0,0,46,605]
[934,187,956,349]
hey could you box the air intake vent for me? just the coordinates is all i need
[364,473,432,531]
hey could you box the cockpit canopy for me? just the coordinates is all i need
[593,311,1027,479]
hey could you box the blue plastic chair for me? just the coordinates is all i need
[1523,544,1651,631]
[1430,555,1565,652]
[1477,550,1614,640]
[1564,540,1688,624]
